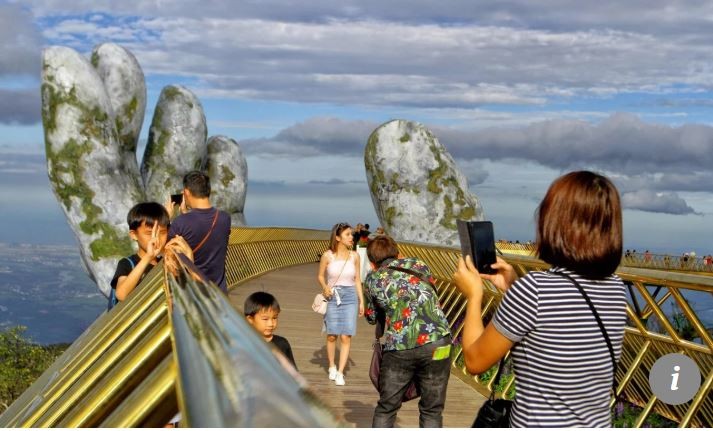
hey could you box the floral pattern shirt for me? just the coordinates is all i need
[364,257,451,351]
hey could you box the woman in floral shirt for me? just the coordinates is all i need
[364,235,452,428]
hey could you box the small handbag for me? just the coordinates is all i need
[312,293,328,315]
[472,357,512,427]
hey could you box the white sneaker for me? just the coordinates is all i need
[328,366,337,380]
[335,372,345,386]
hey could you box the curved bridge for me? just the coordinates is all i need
[0,227,711,427]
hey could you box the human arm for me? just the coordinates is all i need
[354,251,365,317]
[453,255,514,374]
[317,252,332,298]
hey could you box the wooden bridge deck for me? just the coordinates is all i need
[228,263,485,428]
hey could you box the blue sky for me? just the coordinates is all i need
[2,1,713,255]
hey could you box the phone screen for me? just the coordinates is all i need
[457,220,497,274]
[171,193,183,206]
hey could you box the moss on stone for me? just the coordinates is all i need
[400,133,410,143]
[90,51,100,68]
[221,165,235,187]
[384,206,397,228]
[162,86,183,100]
[42,76,132,261]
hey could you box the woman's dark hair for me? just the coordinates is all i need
[329,222,352,252]
[366,235,399,266]
[244,291,281,317]
[536,171,622,279]
[127,202,170,231]
[183,170,211,198]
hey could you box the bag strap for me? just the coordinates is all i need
[193,209,220,253]
[488,357,509,401]
[127,256,136,269]
[556,271,618,395]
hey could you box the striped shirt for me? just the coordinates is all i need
[492,267,627,427]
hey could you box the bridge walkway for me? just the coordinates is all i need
[228,262,485,427]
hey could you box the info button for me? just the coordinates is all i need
[649,353,701,405]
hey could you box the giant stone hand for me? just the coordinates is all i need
[365,119,483,247]
[41,44,247,297]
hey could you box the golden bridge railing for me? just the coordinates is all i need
[497,241,713,274]
[0,227,336,428]
[227,227,712,427]
[2,226,710,427]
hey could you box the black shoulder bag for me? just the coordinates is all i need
[472,271,619,428]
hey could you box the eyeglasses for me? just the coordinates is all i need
[335,222,350,230]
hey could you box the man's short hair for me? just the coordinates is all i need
[536,170,622,279]
[244,291,281,317]
[183,170,211,198]
[127,202,170,231]
[367,235,399,266]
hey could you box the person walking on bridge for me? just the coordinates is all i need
[317,222,365,386]
[168,171,231,293]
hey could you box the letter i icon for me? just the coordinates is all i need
[671,365,680,391]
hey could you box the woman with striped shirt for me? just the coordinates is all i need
[453,171,627,427]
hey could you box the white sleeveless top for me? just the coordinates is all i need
[326,250,357,287]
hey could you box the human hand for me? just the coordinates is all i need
[164,194,174,218]
[146,221,161,259]
[322,286,333,299]
[453,255,484,303]
[165,235,193,261]
[480,256,517,293]
[358,302,365,317]
[179,195,188,214]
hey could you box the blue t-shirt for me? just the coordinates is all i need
[168,207,231,292]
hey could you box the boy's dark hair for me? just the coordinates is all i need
[183,170,211,198]
[536,170,622,279]
[364,223,370,230]
[367,235,399,266]
[244,291,281,317]
[127,202,170,231]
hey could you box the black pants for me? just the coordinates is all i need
[372,337,451,428]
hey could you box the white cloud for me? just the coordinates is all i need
[622,190,700,215]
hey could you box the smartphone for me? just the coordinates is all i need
[170,193,183,206]
[457,220,497,274]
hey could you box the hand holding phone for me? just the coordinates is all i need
[457,220,497,275]
[170,193,183,206]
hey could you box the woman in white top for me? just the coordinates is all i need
[317,222,365,386]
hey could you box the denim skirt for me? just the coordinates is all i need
[324,285,357,336]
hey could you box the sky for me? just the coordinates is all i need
[1,1,713,255]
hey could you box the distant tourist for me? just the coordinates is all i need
[109,202,192,311]
[364,235,452,427]
[244,291,297,370]
[352,223,364,246]
[168,171,231,293]
[453,171,627,427]
[644,250,652,263]
[317,222,365,386]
